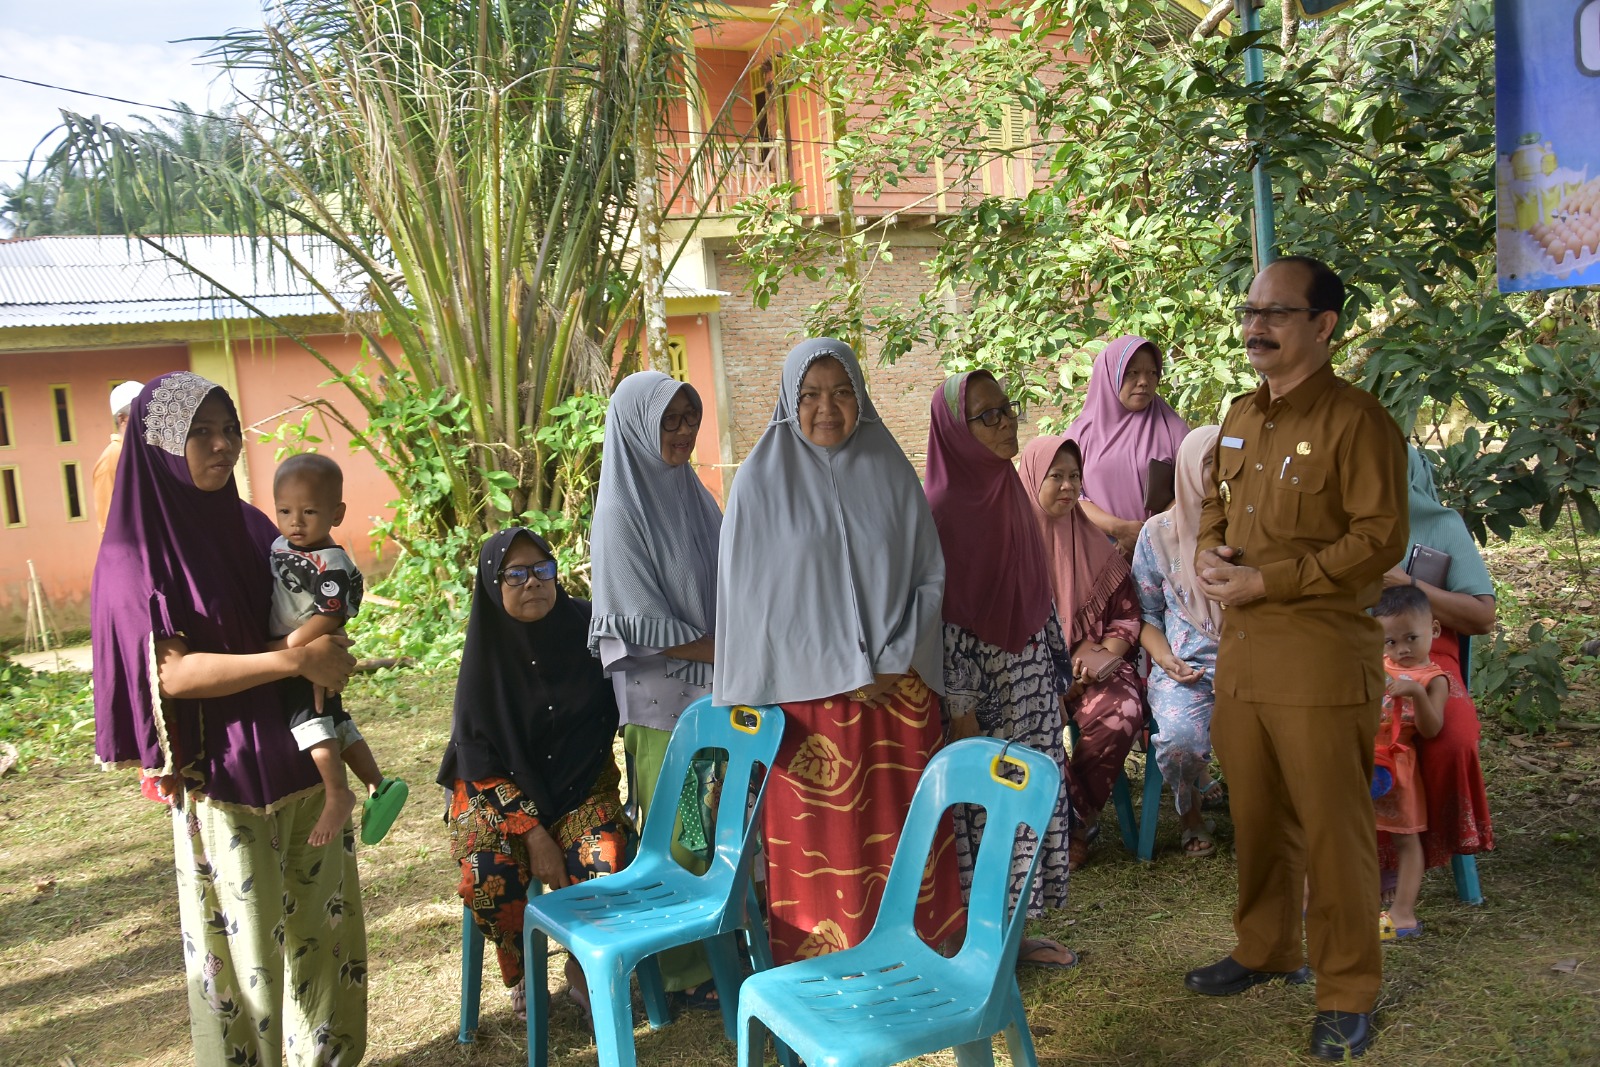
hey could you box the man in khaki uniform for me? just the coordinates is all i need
[93,380,144,532]
[1185,256,1407,1061]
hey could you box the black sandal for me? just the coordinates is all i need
[671,982,720,1012]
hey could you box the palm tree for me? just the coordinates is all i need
[51,0,715,563]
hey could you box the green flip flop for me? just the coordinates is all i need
[360,777,409,845]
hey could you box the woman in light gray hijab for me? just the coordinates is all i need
[590,369,721,1007]
[713,338,963,964]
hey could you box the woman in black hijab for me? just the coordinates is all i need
[439,528,634,1019]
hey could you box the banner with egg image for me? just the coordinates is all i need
[1495,0,1600,292]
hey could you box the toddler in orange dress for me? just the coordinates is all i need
[1372,584,1450,940]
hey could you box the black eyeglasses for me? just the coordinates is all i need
[662,410,703,433]
[967,400,1021,428]
[500,560,558,586]
[1233,305,1324,326]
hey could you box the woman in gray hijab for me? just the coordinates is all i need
[589,370,721,1007]
[713,338,963,963]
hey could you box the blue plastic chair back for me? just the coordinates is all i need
[523,698,786,1067]
[632,697,782,897]
[873,737,1061,1009]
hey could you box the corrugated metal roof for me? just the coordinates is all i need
[0,235,358,329]
[0,235,725,329]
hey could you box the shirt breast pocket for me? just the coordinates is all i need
[1268,462,1331,539]
[1216,449,1247,493]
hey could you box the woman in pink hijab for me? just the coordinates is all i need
[1019,433,1145,871]
[1064,336,1190,557]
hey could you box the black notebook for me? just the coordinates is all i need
[1406,543,1451,588]
[1144,458,1176,514]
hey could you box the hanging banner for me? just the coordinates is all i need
[1496,0,1600,292]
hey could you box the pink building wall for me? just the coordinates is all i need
[0,335,396,639]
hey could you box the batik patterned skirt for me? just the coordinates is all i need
[447,759,634,986]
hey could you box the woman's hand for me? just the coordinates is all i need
[664,635,715,664]
[1114,520,1142,559]
[296,634,356,692]
[1155,651,1204,684]
[856,673,904,704]
[522,825,572,892]
[1069,640,1105,684]
[1382,565,1412,588]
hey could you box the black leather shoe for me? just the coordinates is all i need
[1310,1010,1375,1060]
[1184,955,1313,997]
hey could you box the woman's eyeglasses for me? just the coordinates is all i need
[501,560,558,586]
[662,410,703,433]
[967,400,1022,428]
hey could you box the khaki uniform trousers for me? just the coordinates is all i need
[1211,692,1382,1012]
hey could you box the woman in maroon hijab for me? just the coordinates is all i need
[93,372,363,1065]
[926,370,1078,969]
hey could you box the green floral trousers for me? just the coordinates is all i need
[173,791,368,1067]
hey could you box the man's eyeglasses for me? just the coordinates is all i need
[967,400,1022,428]
[500,560,558,586]
[662,410,703,433]
[1233,305,1323,327]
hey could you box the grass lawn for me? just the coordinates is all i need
[3,539,1598,1065]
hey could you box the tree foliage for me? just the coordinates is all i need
[1,104,260,237]
[735,0,1600,548]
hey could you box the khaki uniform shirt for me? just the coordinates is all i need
[1197,363,1408,706]
[93,433,122,532]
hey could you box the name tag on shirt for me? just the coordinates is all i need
[1221,436,1245,449]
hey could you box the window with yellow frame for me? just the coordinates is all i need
[0,387,13,449]
[1,466,24,528]
[50,383,76,444]
[62,461,87,522]
[667,335,689,382]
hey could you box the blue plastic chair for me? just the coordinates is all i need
[522,699,785,1067]
[1066,716,1161,860]
[735,736,1063,1067]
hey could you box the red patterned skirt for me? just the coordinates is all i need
[764,673,965,964]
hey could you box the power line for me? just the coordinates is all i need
[0,73,199,116]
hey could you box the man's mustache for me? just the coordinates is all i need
[1246,338,1280,351]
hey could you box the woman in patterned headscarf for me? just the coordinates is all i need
[714,338,963,964]
[92,372,364,1064]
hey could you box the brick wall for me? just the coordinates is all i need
[713,236,1042,475]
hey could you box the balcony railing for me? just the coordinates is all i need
[664,139,788,216]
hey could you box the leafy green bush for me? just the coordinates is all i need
[0,655,96,768]
[1471,622,1571,734]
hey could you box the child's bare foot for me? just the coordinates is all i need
[564,956,593,1025]
[309,786,357,847]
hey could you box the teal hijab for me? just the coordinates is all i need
[1407,446,1494,597]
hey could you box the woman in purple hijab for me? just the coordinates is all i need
[92,371,363,1065]
[1063,335,1190,557]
